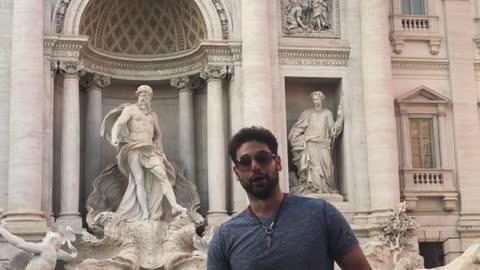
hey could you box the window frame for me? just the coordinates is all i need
[402,0,428,16]
[408,114,441,169]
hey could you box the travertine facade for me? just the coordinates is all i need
[1,0,480,268]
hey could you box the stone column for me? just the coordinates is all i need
[437,105,449,169]
[58,61,84,232]
[399,105,412,169]
[171,76,196,184]
[3,0,47,231]
[361,0,400,214]
[241,0,273,129]
[42,58,58,225]
[83,74,110,198]
[200,65,230,226]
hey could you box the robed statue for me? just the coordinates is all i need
[289,91,343,195]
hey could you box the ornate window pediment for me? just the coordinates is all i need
[396,86,450,105]
[396,86,458,212]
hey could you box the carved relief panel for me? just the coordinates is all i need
[281,0,340,39]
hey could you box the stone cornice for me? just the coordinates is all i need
[278,47,350,66]
[80,40,241,80]
[391,58,450,71]
[44,35,89,61]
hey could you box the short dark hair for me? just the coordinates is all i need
[228,126,278,162]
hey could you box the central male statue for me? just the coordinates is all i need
[105,85,186,221]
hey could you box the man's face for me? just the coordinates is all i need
[137,92,151,105]
[234,141,282,200]
[312,95,323,106]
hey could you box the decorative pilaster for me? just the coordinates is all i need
[361,0,400,216]
[3,0,47,231]
[58,61,84,232]
[83,74,110,202]
[200,65,230,226]
[171,76,196,184]
[399,105,412,169]
[437,105,449,169]
[241,0,273,129]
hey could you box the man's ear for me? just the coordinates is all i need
[233,165,240,180]
[275,155,282,171]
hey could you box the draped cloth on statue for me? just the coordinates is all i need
[289,108,341,194]
[86,104,198,223]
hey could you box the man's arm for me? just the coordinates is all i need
[151,112,164,152]
[111,107,131,146]
[57,241,78,262]
[336,244,372,270]
[0,224,43,254]
[207,228,231,270]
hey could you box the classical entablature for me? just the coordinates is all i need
[50,0,235,80]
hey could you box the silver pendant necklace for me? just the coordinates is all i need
[248,193,288,249]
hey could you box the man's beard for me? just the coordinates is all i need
[240,170,279,200]
[137,99,152,114]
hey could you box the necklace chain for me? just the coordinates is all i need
[248,193,288,248]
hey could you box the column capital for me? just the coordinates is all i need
[170,76,191,91]
[200,65,230,82]
[81,73,111,91]
[50,61,59,78]
[59,61,85,78]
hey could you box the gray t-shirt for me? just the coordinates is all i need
[207,195,358,270]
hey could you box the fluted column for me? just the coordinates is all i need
[3,0,47,231]
[58,61,84,232]
[83,74,110,199]
[171,76,196,184]
[241,0,273,129]
[361,0,400,214]
[200,65,229,226]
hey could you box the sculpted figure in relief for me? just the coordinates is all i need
[289,91,343,194]
[100,85,186,221]
[283,0,332,34]
[311,0,331,30]
[0,221,77,270]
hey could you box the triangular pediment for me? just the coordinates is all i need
[396,86,450,104]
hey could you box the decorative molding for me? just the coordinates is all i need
[281,0,341,39]
[59,61,85,78]
[170,76,191,91]
[391,59,449,71]
[278,47,349,66]
[80,41,240,80]
[212,0,229,39]
[55,0,72,33]
[44,35,89,62]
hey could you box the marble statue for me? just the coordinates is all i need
[78,85,206,269]
[0,221,77,270]
[99,85,186,221]
[289,91,343,195]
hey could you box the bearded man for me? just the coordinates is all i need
[207,126,371,270]
[106,85,186,221]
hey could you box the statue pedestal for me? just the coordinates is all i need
[305,193,344,202]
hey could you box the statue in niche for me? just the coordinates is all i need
[283,0,333,34]
[93,85,186,222]
[288,91,343,196]
[0,221,77,270]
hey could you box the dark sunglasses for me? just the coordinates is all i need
[235,151,276,172]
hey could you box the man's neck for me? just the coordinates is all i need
[248,189,285,218]
[313,105,323,111]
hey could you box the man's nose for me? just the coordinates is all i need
[250,159,263,172]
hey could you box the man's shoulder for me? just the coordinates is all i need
[288,195,334,215]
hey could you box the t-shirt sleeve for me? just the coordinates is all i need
[324,201,359,258]
[207,227,231,270]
